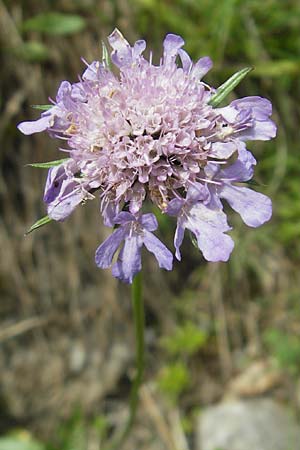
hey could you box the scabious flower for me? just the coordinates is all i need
[18,29,276,283]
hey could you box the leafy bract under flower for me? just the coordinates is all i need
[18,29,276,283]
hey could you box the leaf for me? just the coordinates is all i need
[31,104,53,111]
[208,67,253,107]
[22,13,86,36]
[16,41,50,62]
[0,436,44,450]
[25,215,53,235]
[26,159,69,169]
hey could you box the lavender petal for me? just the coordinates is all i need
[95,227,127,269]
[220,184,272,227]
[112,235,143,283]
[186,203,234,262]
[140,213,158,232]
[143,230,173,270]
[174,221,185,261]
[17,115,53,135]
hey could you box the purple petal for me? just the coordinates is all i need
[17,115,53,135]
[231,96,272,120]
[47,189,84,221]
[237,142,257,167]
[210,142,237,159]
[220,184,272,227]
[237,119,277,141]
[163,34,184,63]
[95,227,127,269]
[140,213,158,232]
[82,61,102,81]
[102,201,120,227]
[216,105,238,123]
[174,221,185,261]
[71,83,87,102]
[178,49,192,72]
[186,183,210,204]
[56,81,72,103]
[114,211,135,225]
[133,40,146,59]
[206,187,223,210]
[43,165,67,204]
[196,224,234,262]
[112,235,143,283]
[143,230,173,270]
[204,163,220,180]
[108,28,132,68]
[219,156,255,182]
[191,56,213,79]
[166,198,185,216]
[185,203,234,262]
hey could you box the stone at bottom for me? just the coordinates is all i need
[197,398,300,450]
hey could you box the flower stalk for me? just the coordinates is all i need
[109,272,145,449]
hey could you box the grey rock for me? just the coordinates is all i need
[197,398,300,450]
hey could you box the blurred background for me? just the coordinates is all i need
[1,0,300,449]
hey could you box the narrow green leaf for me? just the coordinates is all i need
[102,41,111,69]
[22,13,86,36]
[209,67,253,107]
[25,215,53,235]
[31,104,52,111]
[26,158,69,169]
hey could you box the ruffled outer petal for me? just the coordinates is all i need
[210,142,237,159]
[43,165,67,204]
[163,34,184,64]
[102,201,120,227]
[185,203,234,262]
[237,120,277,141]
[231,96,277,141]
[114,211,135,225]
[47,188,85,221]
[112,235,143,283]
[191,56,213,79]
[231,96,272,120]
[143,230,173,270]
[17,115,53,135]
[166,198,185,216]
[220,184,272,227]
[108,28,132,68]
[95,227,127,269]
[178,49,192,72]
[140,213,158,232]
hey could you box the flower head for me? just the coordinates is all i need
[18,29,276,283]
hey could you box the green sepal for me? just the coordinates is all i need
[26,158,69,169]
[31,104,53,111]
[25,215,53,235]
[102,41,112,69]
[189,231,198,250]
[208,67,253,107]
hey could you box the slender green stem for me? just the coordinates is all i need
[108,271,145,449]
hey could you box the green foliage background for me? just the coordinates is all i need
[0,0,300,449]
